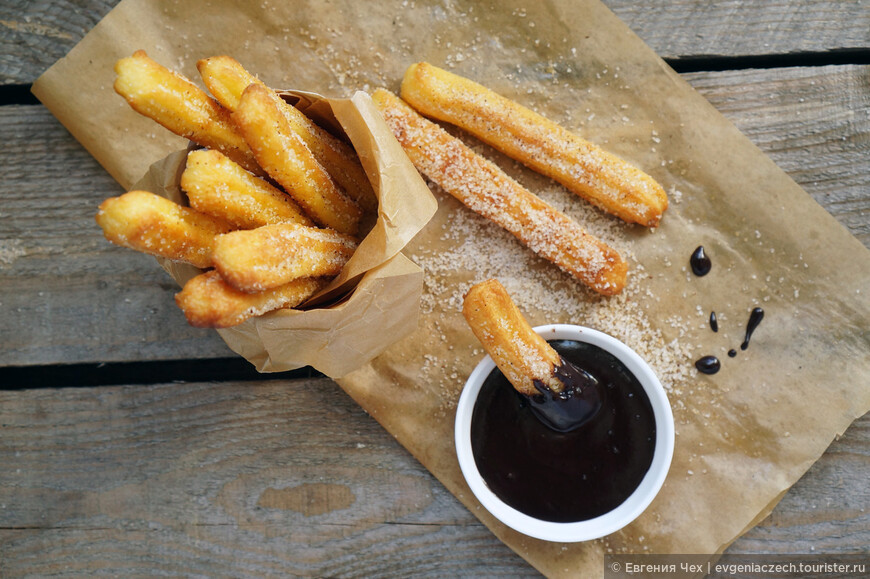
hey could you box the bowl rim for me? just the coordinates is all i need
[454,323,675,543]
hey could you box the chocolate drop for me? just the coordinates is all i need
[695,355,721,375]
[690,246,712,276]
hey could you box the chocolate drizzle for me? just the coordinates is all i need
[690,246,712,276]
[741,307,765,350]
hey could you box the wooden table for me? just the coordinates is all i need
[1,1,868,576]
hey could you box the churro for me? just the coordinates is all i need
[198,55,377,212]
[197,55,266,113]
[96,190,233,268]
[372,89,627,296]
[113,50,260,175]
[175,270,326,328]
[181,149,314,229]
[463,279,563,396]
[212,222,357,292]
[233,83,362,235]
[400,62,668,227]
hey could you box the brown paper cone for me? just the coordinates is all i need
[127,90,437,378]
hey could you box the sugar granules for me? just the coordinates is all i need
[409,180,695,404]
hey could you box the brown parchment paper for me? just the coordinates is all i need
[33,0,870,577]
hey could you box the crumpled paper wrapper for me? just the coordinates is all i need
[100,90,438,378]
[33,0,870,576]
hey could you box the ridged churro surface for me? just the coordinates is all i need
[197,55,265,113]
[199,55,377,212]
[175,270,325,328]
[462,279,562,395]
[113,50,260,175]
[234,83,362,235]
[96,190,233,268]
[400,62,667,227]
[212,222,357,292]
[182,149,314,229]
[372,89,627,296]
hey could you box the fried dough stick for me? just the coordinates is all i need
[113,50,261,175]
[372,89,627,296]
[400,62,668,227]
[198,55,377,212]
[96,190,233,268]
[212,222,357,292]
[175,270,326,328]
[234,83,362,236]
[463,279,602,432]
[181,149,314,229]
[463,279,564,396]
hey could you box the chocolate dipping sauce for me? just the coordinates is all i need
[470,340,656,523]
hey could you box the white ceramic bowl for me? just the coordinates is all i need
[454,324,674,543]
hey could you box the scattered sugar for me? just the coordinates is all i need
[409,194,695,395]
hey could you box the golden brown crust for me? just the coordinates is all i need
[233,83,362,236]
[113,50,261,175]
[175,270,326,328]
[198,55,377,213]
[462,279,563,395]
[181,148,314,229]
[95,190,234,268]
[212,222,357,292]
[196,55,266,113]
[400,62,668,227]
[372,89,627,296]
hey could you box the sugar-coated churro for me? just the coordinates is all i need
[233,83,362,235]
[197,55,266,113]
[400,62,668,227]
[96,190,233,268]
[181,149,314,229]
[212,222,357,292]
[175,270,326,328]
[113,50,260,175]
[462,279,564,395]
[198,55,377,212]
[372,89,627,296]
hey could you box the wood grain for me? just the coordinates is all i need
[0,105,234,366]
[3,2,870,84]
[0,378,537,577]
[0,0,118,85]
[0,378,866,576]
[605,0,870,61]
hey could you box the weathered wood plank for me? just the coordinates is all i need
[0,378,537,577]
[0,378,866,576]
[0,104,234,366]
[1,64,867,367]
[0,0,118,85]
[685,64,870,246]
[605,0,870,62]
[2,1,870,85]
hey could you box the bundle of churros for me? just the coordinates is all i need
[97,51,377,328]
[372,62,670,296]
